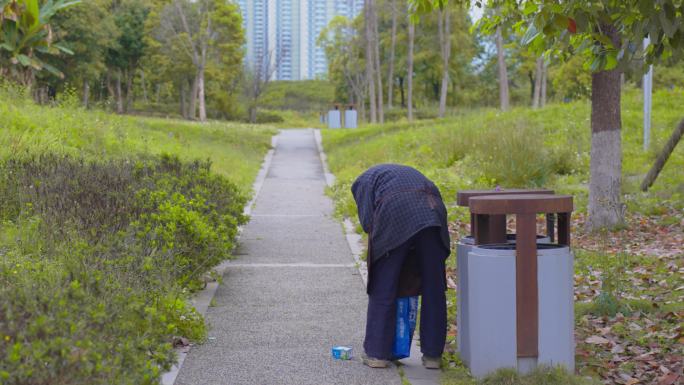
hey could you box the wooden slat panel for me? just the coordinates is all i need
[546,213,556,243]
[488,214,507,244]
[516,213,538,357]
[557,212,571,246]
[470,194,573,215]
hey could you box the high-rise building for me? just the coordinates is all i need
[237,0,363,81]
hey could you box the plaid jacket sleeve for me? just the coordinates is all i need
[351,172,374,234]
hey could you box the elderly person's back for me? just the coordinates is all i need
[352,164,450,369]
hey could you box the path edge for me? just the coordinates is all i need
[313,129,368,286]
[160,133,279,385]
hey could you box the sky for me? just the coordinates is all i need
[469,3,484,23]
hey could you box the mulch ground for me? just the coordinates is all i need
[445,210,683,384]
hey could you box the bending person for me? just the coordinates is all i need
[352,164,451,369]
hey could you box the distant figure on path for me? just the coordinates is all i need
[351,164,451,369]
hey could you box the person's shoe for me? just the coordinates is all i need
[362,354,390,368]
[421,355,441,369]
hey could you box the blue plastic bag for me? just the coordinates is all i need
[392,296,419,360]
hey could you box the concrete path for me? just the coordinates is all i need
[174,130,403,385]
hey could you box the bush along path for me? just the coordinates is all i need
[173,129,402,385]
[0,154,250,384]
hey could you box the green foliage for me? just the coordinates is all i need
[107,0,148,71]
[654,61,684,89]
[260,80,335,112]
[51,0,117,86]
[323,87,684,222]
[0,86,274,383]
[244,110,285,124]
[477,0,684,75]
[0,152,244,383]
[0,0,80,85]
[549,55,592,101]
[319,1,477,114]
[145,0,244,120]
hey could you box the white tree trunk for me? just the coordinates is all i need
[386,0,397,109]
[189,73,199,120]
[83,79,90,108]
[140,69,148,103]
[407,19,415,122]
[115,71,124,114]
[496,27,509,111]
[438,9,450,118]
[587,44,624,231]
[365,0,376,123]
[198,68,206,122]
[371,0,383,124]
[588,129,623,229]
[541,62,547,107]
[532,56,543,108]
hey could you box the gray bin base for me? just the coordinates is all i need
[456,234,550,367]
[463,244,574,378]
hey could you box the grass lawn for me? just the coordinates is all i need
[321,86,684,384]
[0,86,276,189]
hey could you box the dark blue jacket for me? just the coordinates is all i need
[351,164,451,264]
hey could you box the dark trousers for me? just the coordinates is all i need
[364,227,448,360]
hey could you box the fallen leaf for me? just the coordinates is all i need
[585,335,611,344]
[657,372,679,385]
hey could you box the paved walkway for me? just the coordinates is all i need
[174,130,403,385]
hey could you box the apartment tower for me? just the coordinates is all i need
[237,0,364,80]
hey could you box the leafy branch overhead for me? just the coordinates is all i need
[0,0,80,83]
[412,0,684,73]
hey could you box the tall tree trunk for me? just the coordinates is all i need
[125,69,134,113]
[106,72,115,104]
[587,25,624,231]
[398,75,405,107]
[189,74,199,120]
[528,71,535,100]
[496,27,509,111]
[180,81,187,119]
[115,71,124,114]
[249,100,257,123]
[156,83,161,104]
[83,79,90,108]
[371,0,383,123]
[386,0,397,109]
[357,86,366,123]
[197,67,207,122]
[532,56,543,108]
[140,69,148,103]
[438,8,450,118]
[365,0,377,123]
[541,62,547,107]
[407,19,415,121]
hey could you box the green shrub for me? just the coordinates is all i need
[249,110,285,124]
[0,153,246,384]
[466,123,554,187]
[260,80,335,112]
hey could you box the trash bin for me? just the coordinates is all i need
[328,105,341,129]
[465,243,574,377]
[461,194,574,378]
[457,234,550,367]
[344,105,357,129]
[455,188,555,366]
